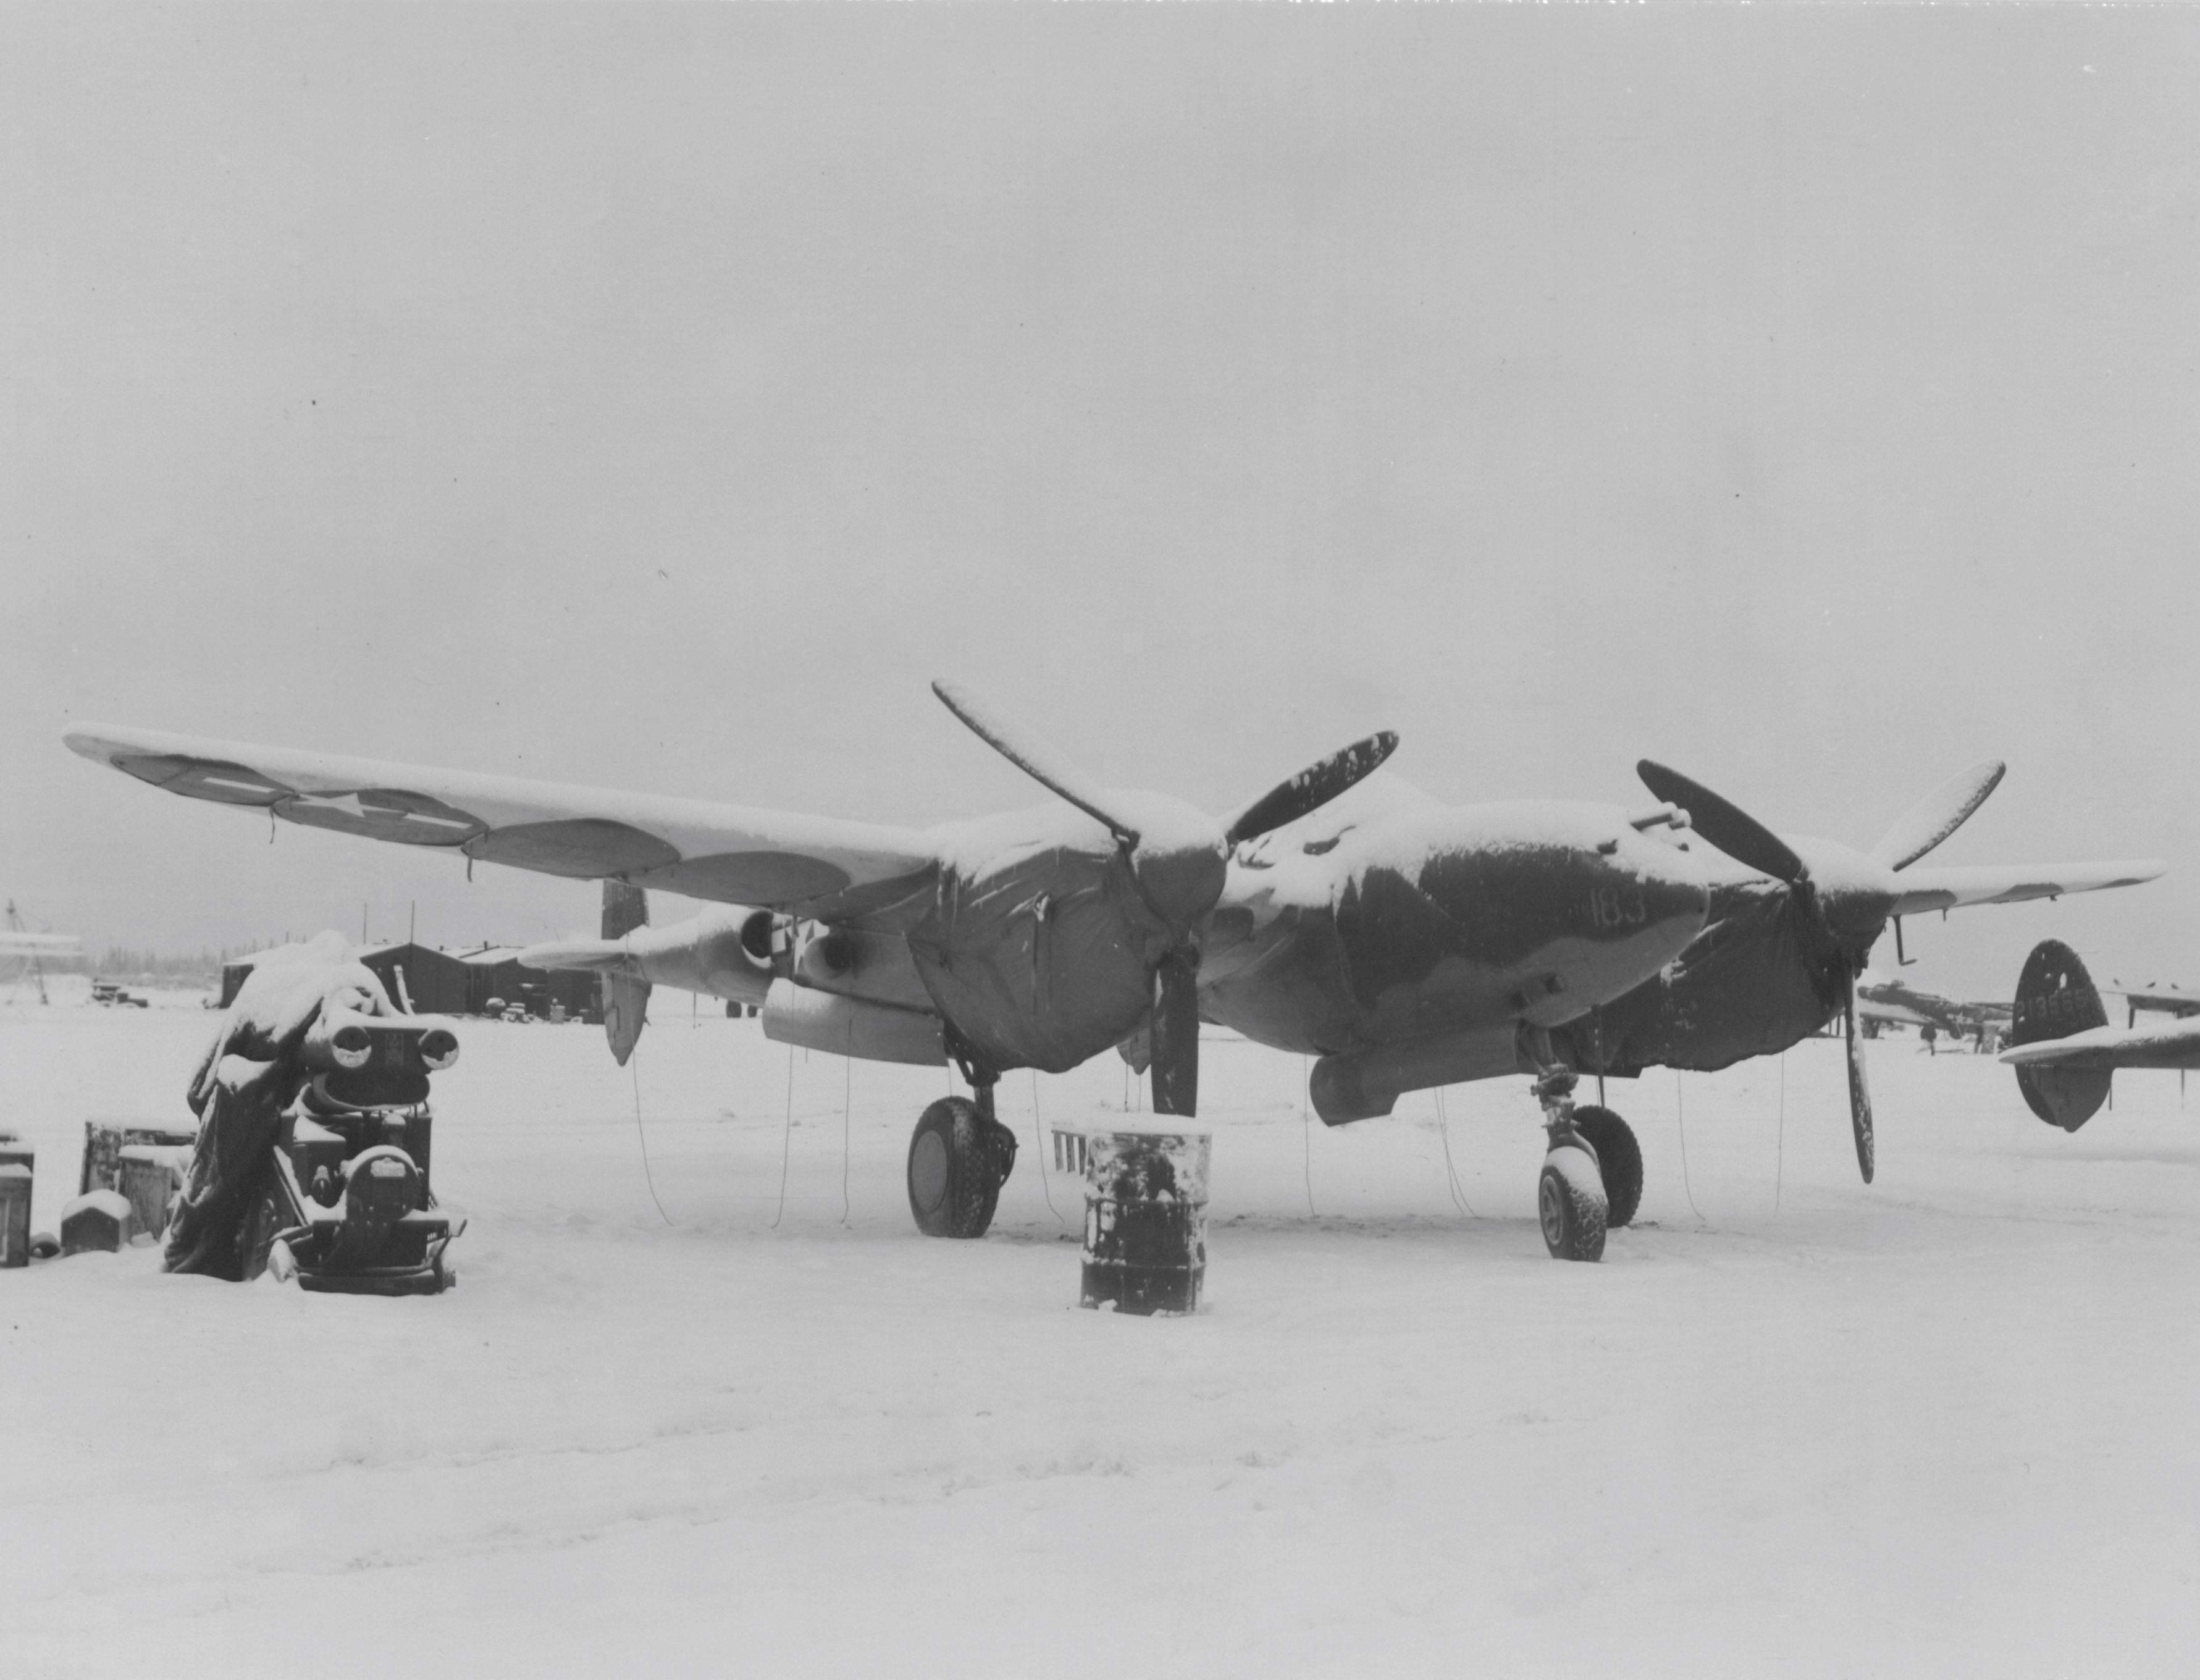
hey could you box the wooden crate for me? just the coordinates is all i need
[80,1119,196,1196]
[117,1145,187,1242]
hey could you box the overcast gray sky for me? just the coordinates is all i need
[3,7,2194,1001]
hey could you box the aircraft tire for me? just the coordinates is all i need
[1570,1106,1642,1229]
[907,1097,1002,1239]
[1537,1150,1607,1262]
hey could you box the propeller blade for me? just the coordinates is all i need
[932,680,1139,848]
[1870,760,2006,872]
[1149,949,1201,1116]
[1636,761,1807,885]
[1224,731,1401,847]
[1843,969,1877,1184]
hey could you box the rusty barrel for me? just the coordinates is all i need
[0,1162,30,1269]
[1079,1129,1210,1316]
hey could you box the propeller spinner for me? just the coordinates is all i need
[934,680,1398,1115]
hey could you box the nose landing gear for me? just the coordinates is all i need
[1530,1068,1642,1262]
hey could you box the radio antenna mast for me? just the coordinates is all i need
[6,901,51,1005]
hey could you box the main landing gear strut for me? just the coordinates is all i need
[905,1047,1020,1239]
[1530,1067,1643,1263]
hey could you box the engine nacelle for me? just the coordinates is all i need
[634,908,778,1005]
[761,979,944,1067]
[522,908,777,1007]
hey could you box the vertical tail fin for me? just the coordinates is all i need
[601,881,650,1067]
[2009,939,2110,1131]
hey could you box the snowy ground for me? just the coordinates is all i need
[3,981,2195,1677]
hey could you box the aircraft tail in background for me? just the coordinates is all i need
[2005,939,2112,1132]
[600,881,651,1067]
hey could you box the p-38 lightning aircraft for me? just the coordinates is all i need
[530,747,2162,1209]
[1855,970,2012,1051]
[66,695,2160,1260]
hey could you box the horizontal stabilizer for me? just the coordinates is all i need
[1891,859,2164,917]
[2002,1018,2200,1073]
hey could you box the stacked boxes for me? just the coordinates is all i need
[81,1119,196,1196]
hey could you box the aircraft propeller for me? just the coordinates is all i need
[1842,967,1876,1182]
[934,679,1398,1115]
[1635,758,2005,1185]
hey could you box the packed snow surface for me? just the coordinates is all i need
[2,981,2195,1676]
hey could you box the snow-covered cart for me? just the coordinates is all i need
[245,1007,464,1295]
[166,933,464,1296]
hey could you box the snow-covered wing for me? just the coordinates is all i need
[2001,1017,2200,1071]
[65,724,938,912]
[1889,859,2165,917]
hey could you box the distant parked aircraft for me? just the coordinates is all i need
[2001,939,2200,1129]
[0,931,79,957]
[1,900,78,960]
[1856,970,2012,1051]
[2105,975,2200,1029]
[1,901,79,1004]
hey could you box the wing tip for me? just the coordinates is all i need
[62,724,120,763]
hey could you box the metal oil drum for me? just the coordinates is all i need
[1079,1128,1210,1316]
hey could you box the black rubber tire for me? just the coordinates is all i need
[1537,1155,1607,1262]
[240,1183,283,1282]
[906,1097,1003,1238]
[1571,1106,1643,1230]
